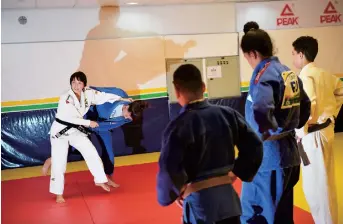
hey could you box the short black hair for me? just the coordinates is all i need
[128,100,149,117]
[173,64,203,95]
[243,21,259,34]
[292,36,318,62]
[241,27,274,58]
[70,71,87,86]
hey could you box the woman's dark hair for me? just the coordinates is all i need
[70,71,87,86]
[128,100,149,117]
[243,21,259,34]
[241,22,274,58]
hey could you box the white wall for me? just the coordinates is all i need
[1,3,236,44]
[2,1,343,104]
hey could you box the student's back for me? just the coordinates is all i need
[168,101,260,180]
[157,64,263,224]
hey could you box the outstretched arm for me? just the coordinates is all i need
[88,88,132,105]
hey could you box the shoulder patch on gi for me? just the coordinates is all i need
[280,71,301,109]
[66,95,75,105]
[254,62,271,84]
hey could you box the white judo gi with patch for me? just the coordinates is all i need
[296,63,343,224]
[49,87,122,195]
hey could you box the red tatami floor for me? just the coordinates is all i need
[1,163,314,224]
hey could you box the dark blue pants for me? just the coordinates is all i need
[96,132,114,176]
[240,166,300,224]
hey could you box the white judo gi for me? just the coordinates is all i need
[296,63,343,224]
[49,87,122,195]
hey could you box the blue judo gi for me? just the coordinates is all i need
[85,87,132,176]
[157,100,264,224]
[241,57,311,224]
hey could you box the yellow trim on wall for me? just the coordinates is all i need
[125,87,167,96]
[1,87,167,107]
[1,83,250,107]
[2,97,60,107]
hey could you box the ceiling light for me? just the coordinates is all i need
[126,2,138,5]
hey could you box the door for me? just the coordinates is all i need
[205,56,241,99]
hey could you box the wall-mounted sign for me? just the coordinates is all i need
[236,0,343,31]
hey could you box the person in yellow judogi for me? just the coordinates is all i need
[292,36,343,224]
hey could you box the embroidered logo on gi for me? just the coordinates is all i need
[66,95,71,104]
[66,95,75,105]
[254,62,271,84]
[85,97,89,108]
[280,71,301,109]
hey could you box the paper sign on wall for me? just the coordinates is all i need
[207,66,222,78]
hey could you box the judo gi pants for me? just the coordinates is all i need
[96,131,115,176]
[301,125,338,224]
[240,166,300,224]
[121,116,146,154]
[49,132,108,195]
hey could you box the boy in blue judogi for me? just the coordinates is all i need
[157,64,264,223]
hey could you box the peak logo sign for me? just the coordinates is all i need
[277,4,299,26]
[320,1,341,24]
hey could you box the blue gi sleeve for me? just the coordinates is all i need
[297,78,311,129]
[252,78,279,133]
[157,123,188,206]
[232,111,263,182]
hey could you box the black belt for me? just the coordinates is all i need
[299,118,332,166]
[54,118,91,138]
[262,130,295,141]
[308,118,332,133]
[262,118,332,141]
[261,119,332,166]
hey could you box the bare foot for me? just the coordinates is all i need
[107,177,120,188]
[56,195,65,203]
[42,158,52,176]
[95,183,111,192]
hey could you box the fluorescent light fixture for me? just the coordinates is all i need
[126,2,138,5]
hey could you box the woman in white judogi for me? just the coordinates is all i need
[49,71,132,203]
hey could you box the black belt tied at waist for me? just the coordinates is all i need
[308,118,332,133]
[262,118,332,142]
[54,118,91,138]
[298,118,332,166]
[262,130,295,141]
[262,119,332,166]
